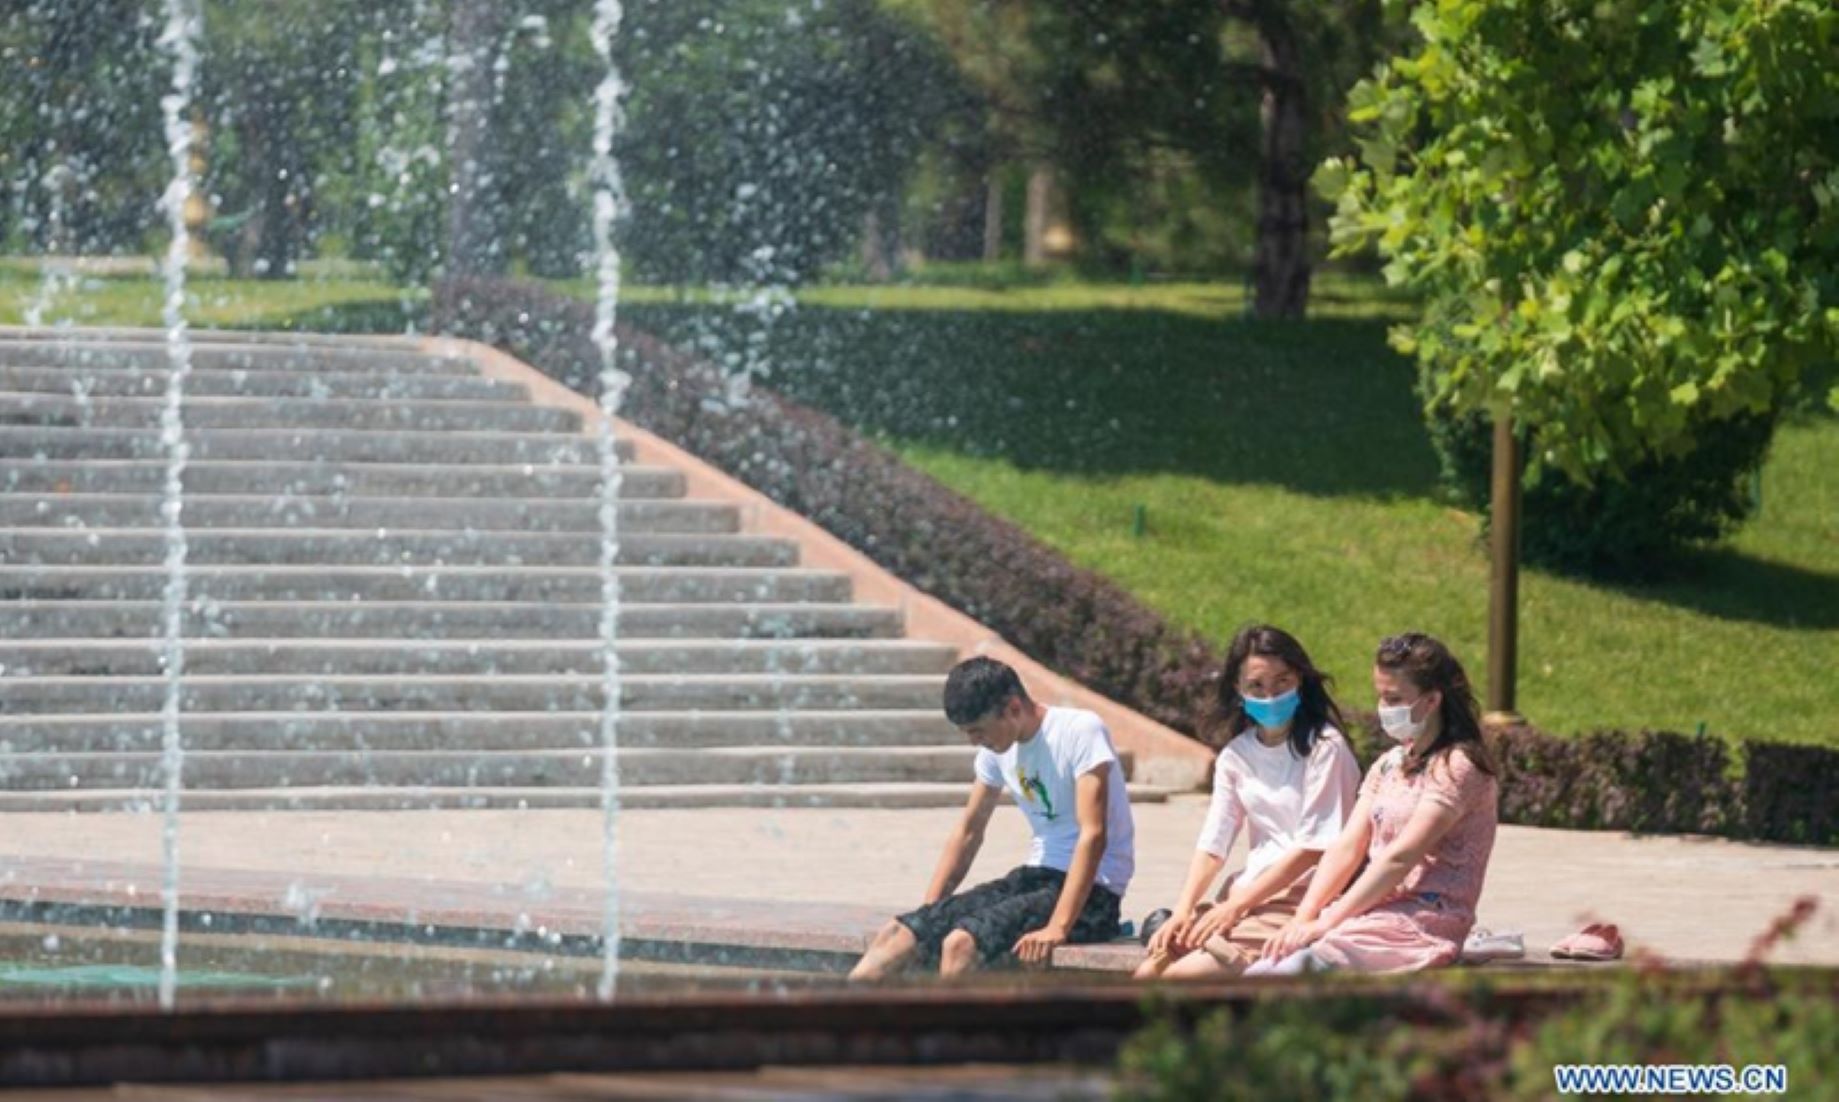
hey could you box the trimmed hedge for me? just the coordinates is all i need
[434,278,1839,847]
[1740,741,1839,846]
[1344,717,1830,844]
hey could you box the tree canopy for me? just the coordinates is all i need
[1320,0,1839,482]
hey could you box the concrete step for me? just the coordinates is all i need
[0,392,581,434]
[0,426,631,464]
[0,708,954,752]
[0,492,738,534]
[0,328,417,350]
[0,326,1021,812]
[0,745,978,789]
[6,600,902,640]
[0,460,684,499]
[0,783,1174,812]
[0,673,941,715]
[0,339,476,376]
[0,639,959,678]
[0,528,798,568]
[0,565,850,604]
[0,365,526,401]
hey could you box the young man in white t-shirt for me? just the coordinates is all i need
[849,656,1136,979]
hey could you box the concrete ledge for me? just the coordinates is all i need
[436,336,1215,792]
[0,782,1177,813]
[1052,937,1585,974]
[0,854,884,971]
[0,855,1600,984]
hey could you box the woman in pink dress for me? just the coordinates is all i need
[1250,632,1499,975]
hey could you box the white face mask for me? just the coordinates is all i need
[1378,699,1427,742]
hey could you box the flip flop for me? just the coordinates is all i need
[1551,923,1623,961]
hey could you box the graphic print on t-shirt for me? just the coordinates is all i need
[1017,765,1057,820]
[972,707,1137,894]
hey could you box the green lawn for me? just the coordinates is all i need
[0,261,422,333]
[8,264,1836,747]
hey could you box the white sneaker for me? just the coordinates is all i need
[1462,928,1526,964]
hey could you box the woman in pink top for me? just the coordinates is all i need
[1135,625,1362,980]
[1252,632,1500,975]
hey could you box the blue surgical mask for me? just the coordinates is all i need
[1243,688,1300,731]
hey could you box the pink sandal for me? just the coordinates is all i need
[1551,923,1624,962]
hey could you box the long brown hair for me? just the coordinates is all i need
[1206,624,1346,757]
[1375,632,1498,778]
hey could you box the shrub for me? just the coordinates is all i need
[1424,398,1778,577]
[1345,717,1739,837]
[1739,742,1839,847]
[1118,994,1419,1102]
[1492,726,1735,837]
[1119,903,1837,1101]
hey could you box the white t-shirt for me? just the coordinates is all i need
[973,706,1136,895]
[1196,725,1360,886]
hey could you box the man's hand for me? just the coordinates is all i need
[1261,916,1328,963]
[1180,902,1244,951]
[1012,924,1070,966]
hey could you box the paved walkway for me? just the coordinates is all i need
[0,798,1833,967]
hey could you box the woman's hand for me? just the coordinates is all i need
[1181,903,1244,951]
[1261,915,1328,962]
[1145,908,1194,957]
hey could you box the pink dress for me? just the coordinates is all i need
[1309,744,1499,972]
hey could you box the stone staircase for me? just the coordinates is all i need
[0,328,1055,811]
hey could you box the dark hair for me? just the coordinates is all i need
[1206,624,1345,757]
[943,656,1028,726]
[1375,632,1498,778]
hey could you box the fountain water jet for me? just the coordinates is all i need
[23,164,75,330]
[153,0,204,1011]
[587,0,632,1003]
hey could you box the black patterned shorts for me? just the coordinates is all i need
[894,865,1122,966]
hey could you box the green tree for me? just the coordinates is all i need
[1021,0,1264,274]
[0,0,168,255]
[617,0,962,285]
[897,0,1387,308]
[488,5,596,278]
[312,2,453,283]
[199,0,369,277]
[1320,0,1839,558]
[259,0,587,285]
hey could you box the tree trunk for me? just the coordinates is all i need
[445,0,506,279]
[1023,164,1073,266]
[982,169,1004,262]
[258,159,295,279]
[258,105,309,281]
[233,86,305,280]
[860,207,895,282]
[1246,1,1311,318]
